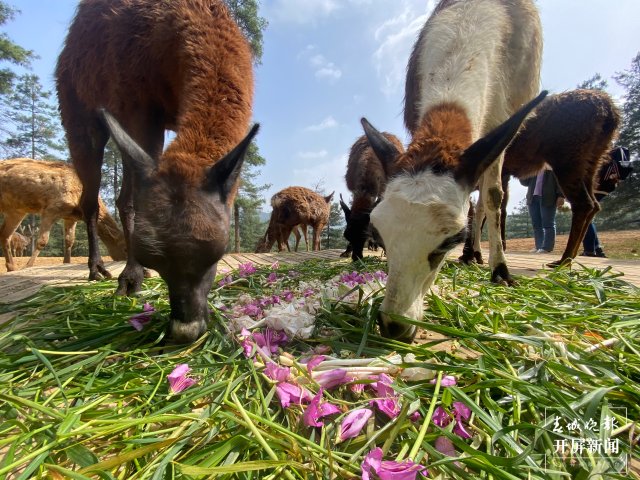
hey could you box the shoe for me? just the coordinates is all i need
[536,249,552,254]
[595,248,607,258]
[580,251,596,257]
[528,248,539,253]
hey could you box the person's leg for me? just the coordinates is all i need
[582,223,597,254]
[528,196,543,251]
[540,202,557,252]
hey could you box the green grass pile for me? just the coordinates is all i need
[0,257,638,479]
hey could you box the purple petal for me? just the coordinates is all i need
[167,364,196,394]
[371,373,396,398]
[303,389,341,427]
[270,261,279,270]
[452,401,471,421]
[370,397,401,419]
[267,272,277,283]
[453,420,472,439]
[430,375,457,387]
[264,362,290,382]
[435,436,456,456]
[142,302,155,312]
[315,369,351,390]
[362,447,427,480]
[275,382,313,408]
[305,355,326,373]
[350,383,366,394]
[432,406,451,427]
[338,408,373,442]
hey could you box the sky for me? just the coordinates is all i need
[4,0,640,214]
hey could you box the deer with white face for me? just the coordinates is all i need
[362,0,544,342]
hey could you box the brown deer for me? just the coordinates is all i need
[255,217,307,253]
[0,158,126,272]
[55,0,257,343]
[9,231,28,257]
[261,187,334,252]
[360,0,543,342]
[461,89,621,266]
[340,132,404,261]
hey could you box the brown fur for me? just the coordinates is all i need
[0,158,126,271]
[505,89,620,262]
[267,187,333,251]
[393,104,472,175]
[255,218,307,253]
[56,0,255,343]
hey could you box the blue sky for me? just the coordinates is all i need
[5,0,640,213]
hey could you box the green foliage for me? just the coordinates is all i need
[597,52,640,230]
[324,201,347,249]
[223,0,268,63]
[577,72,608,91]
[0,74,66,159]
[99,140,122,221]
[0,2,34,95]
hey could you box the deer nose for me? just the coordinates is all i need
[378,312,417,343]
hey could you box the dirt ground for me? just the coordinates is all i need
[1,230,638,275]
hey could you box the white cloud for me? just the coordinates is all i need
[371,1,434,97]
[304,116,338,132]
[298,150,329,159]
[268,0,341,24]
[291,154,349,200]
[300,48,343,84]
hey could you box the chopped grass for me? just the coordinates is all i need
[0,257,638,479]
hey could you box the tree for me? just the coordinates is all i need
[597,53,640,230]
[100,139,122,219]
[1,74,66,160]
[223,0,267,63]
[324,201,347,249]
[0,2,33,96]
[577,73,608,91]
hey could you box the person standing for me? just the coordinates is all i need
[521,166,565,253]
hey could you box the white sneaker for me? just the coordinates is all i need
[528,248,539,253]
[536,249,551,254]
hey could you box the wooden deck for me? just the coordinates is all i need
[1,248,638,307]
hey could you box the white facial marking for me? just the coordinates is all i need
[371,169,468,323]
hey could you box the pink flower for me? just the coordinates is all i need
[128,302,155,331]
[241,328,289,359]
[338,408,373,442]
[431,375,457,387]
[264,362,290,382]
[350,383,366,394]
[270,261,279,270]
[432,403,473,439]
[218,275,233,287]
[167,364,196,394]
[432,406,451,427]
[275,382,313,408]
[282,290,295,302]
[314,368,351,390]
[267,272,277,283]
[435,436,456,457]
[361,447,427,480]
[370,397,400,419]
[304,355,326,373]
[242,303,262,317]
[238,262,257,277]
[303,389,341,427]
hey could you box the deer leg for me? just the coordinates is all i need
[1,212,25,272]
[25,215,57,268]
[480,159,513,285]
[549,180,598,267]
[293,226,302,252]
[63,219,77,264]
[459,200,478,264]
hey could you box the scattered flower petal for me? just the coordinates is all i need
[305,355,326,373]
[452,401,471,421]
[303,389,341,427]
[361,447,427,480]
[432,406,451,427]
[431,375,457,387]
[167,364,196,394]
[128,302,155,331]
[238,262,257,277]
[275,382,313,408]
[435,436,457,457]
[267,272,278,283]
[370,397,401,419]
[338,408,373,442]
[264,362,290,382]
[314,368,351,390]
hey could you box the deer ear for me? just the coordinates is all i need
[99,109,155,180]
[339,193,351,219]
[206,124,260,200]
[361,118,401,176]
[454,91,548,190]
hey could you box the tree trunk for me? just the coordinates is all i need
[234,203,240,253]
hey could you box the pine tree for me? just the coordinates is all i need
[1,73,67,160]
[324,201,347,250]
[0,2,33,96]
[597,53,640,230]
[577,73,608,91]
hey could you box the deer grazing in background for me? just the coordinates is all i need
[340,132,404,261]
[56,0,257,343]
[255,217,307,253]
[0,158,126,272]
[259,187,333,252]
[461,89,621,266]
[9,231,29,257]
[360,0,544,342]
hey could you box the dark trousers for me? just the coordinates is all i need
[529,195,557,251]
[582,223,600,253]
